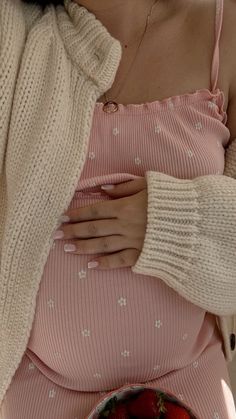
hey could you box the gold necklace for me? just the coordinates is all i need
[102,0,160,113]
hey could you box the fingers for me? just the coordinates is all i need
[88,248,140,269]
[64,236,137,255]
[60,219,123,239]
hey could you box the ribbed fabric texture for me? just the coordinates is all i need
[1,0,236,417]
[2,343,236,419]
[0,0,236,417]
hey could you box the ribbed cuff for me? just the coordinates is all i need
[131,170,236,315]
[131,170,200,283]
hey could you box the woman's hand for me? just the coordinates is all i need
[53,177,148,269]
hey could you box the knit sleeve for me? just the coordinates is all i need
[0,0,29,175]
[131,139,236,317]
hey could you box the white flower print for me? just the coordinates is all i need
[155,320,163,328]
[28,362,35,370]
[47,299,55,309]
[154,125,162,134]
[78,269,87,279]
[54,351,61,359]
[82,329,90,337]
[93,373,102,379]
[118,297,127,306]
[51,241,56,250]
[88,151,96,160]
[121,350,130,357]
[135,157,142,165]
[208,100,217,109]
[112,127,119,136]
[195,122,202,130]
[49,388,56,398]
[187,149,194,158]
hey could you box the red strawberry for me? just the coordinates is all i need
[126,389,160,419]
[107,403,129,419]
[164,401,191,419]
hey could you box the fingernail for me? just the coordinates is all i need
[60,215,70,223]
[53,230,64,240]
[101,184,114,190]
[64,244,76,252]
[88,261,99,268]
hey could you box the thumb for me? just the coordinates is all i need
[100,177,147,197]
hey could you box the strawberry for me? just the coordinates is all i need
[164,401,191,419]
[107,403,129,419]
[126,389,160,419]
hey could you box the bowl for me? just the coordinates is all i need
[86,382,201,418]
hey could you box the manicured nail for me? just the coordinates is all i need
[88,261,99,268]
[60,215,70,223]
[101,184,114,190]
[53,230,64,240]
[64,244,76,252]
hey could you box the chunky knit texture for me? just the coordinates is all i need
[0,0,236,410]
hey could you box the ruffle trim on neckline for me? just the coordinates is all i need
[95,87,227,121]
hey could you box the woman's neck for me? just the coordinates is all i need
[72,0,171,44]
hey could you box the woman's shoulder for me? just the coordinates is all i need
[185,0,236,102]
[220,0,236,101]
[222,0,236,143]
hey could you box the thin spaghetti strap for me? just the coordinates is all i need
[211,0,224,92]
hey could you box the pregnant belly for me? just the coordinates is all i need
[26,185,213,392]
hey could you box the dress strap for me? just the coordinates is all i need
[211,0,224,92]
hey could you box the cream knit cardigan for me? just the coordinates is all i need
[0,0,236,407]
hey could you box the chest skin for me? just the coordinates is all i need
[97,0,231,115]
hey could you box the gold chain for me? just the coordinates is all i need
[103,0,160,106]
